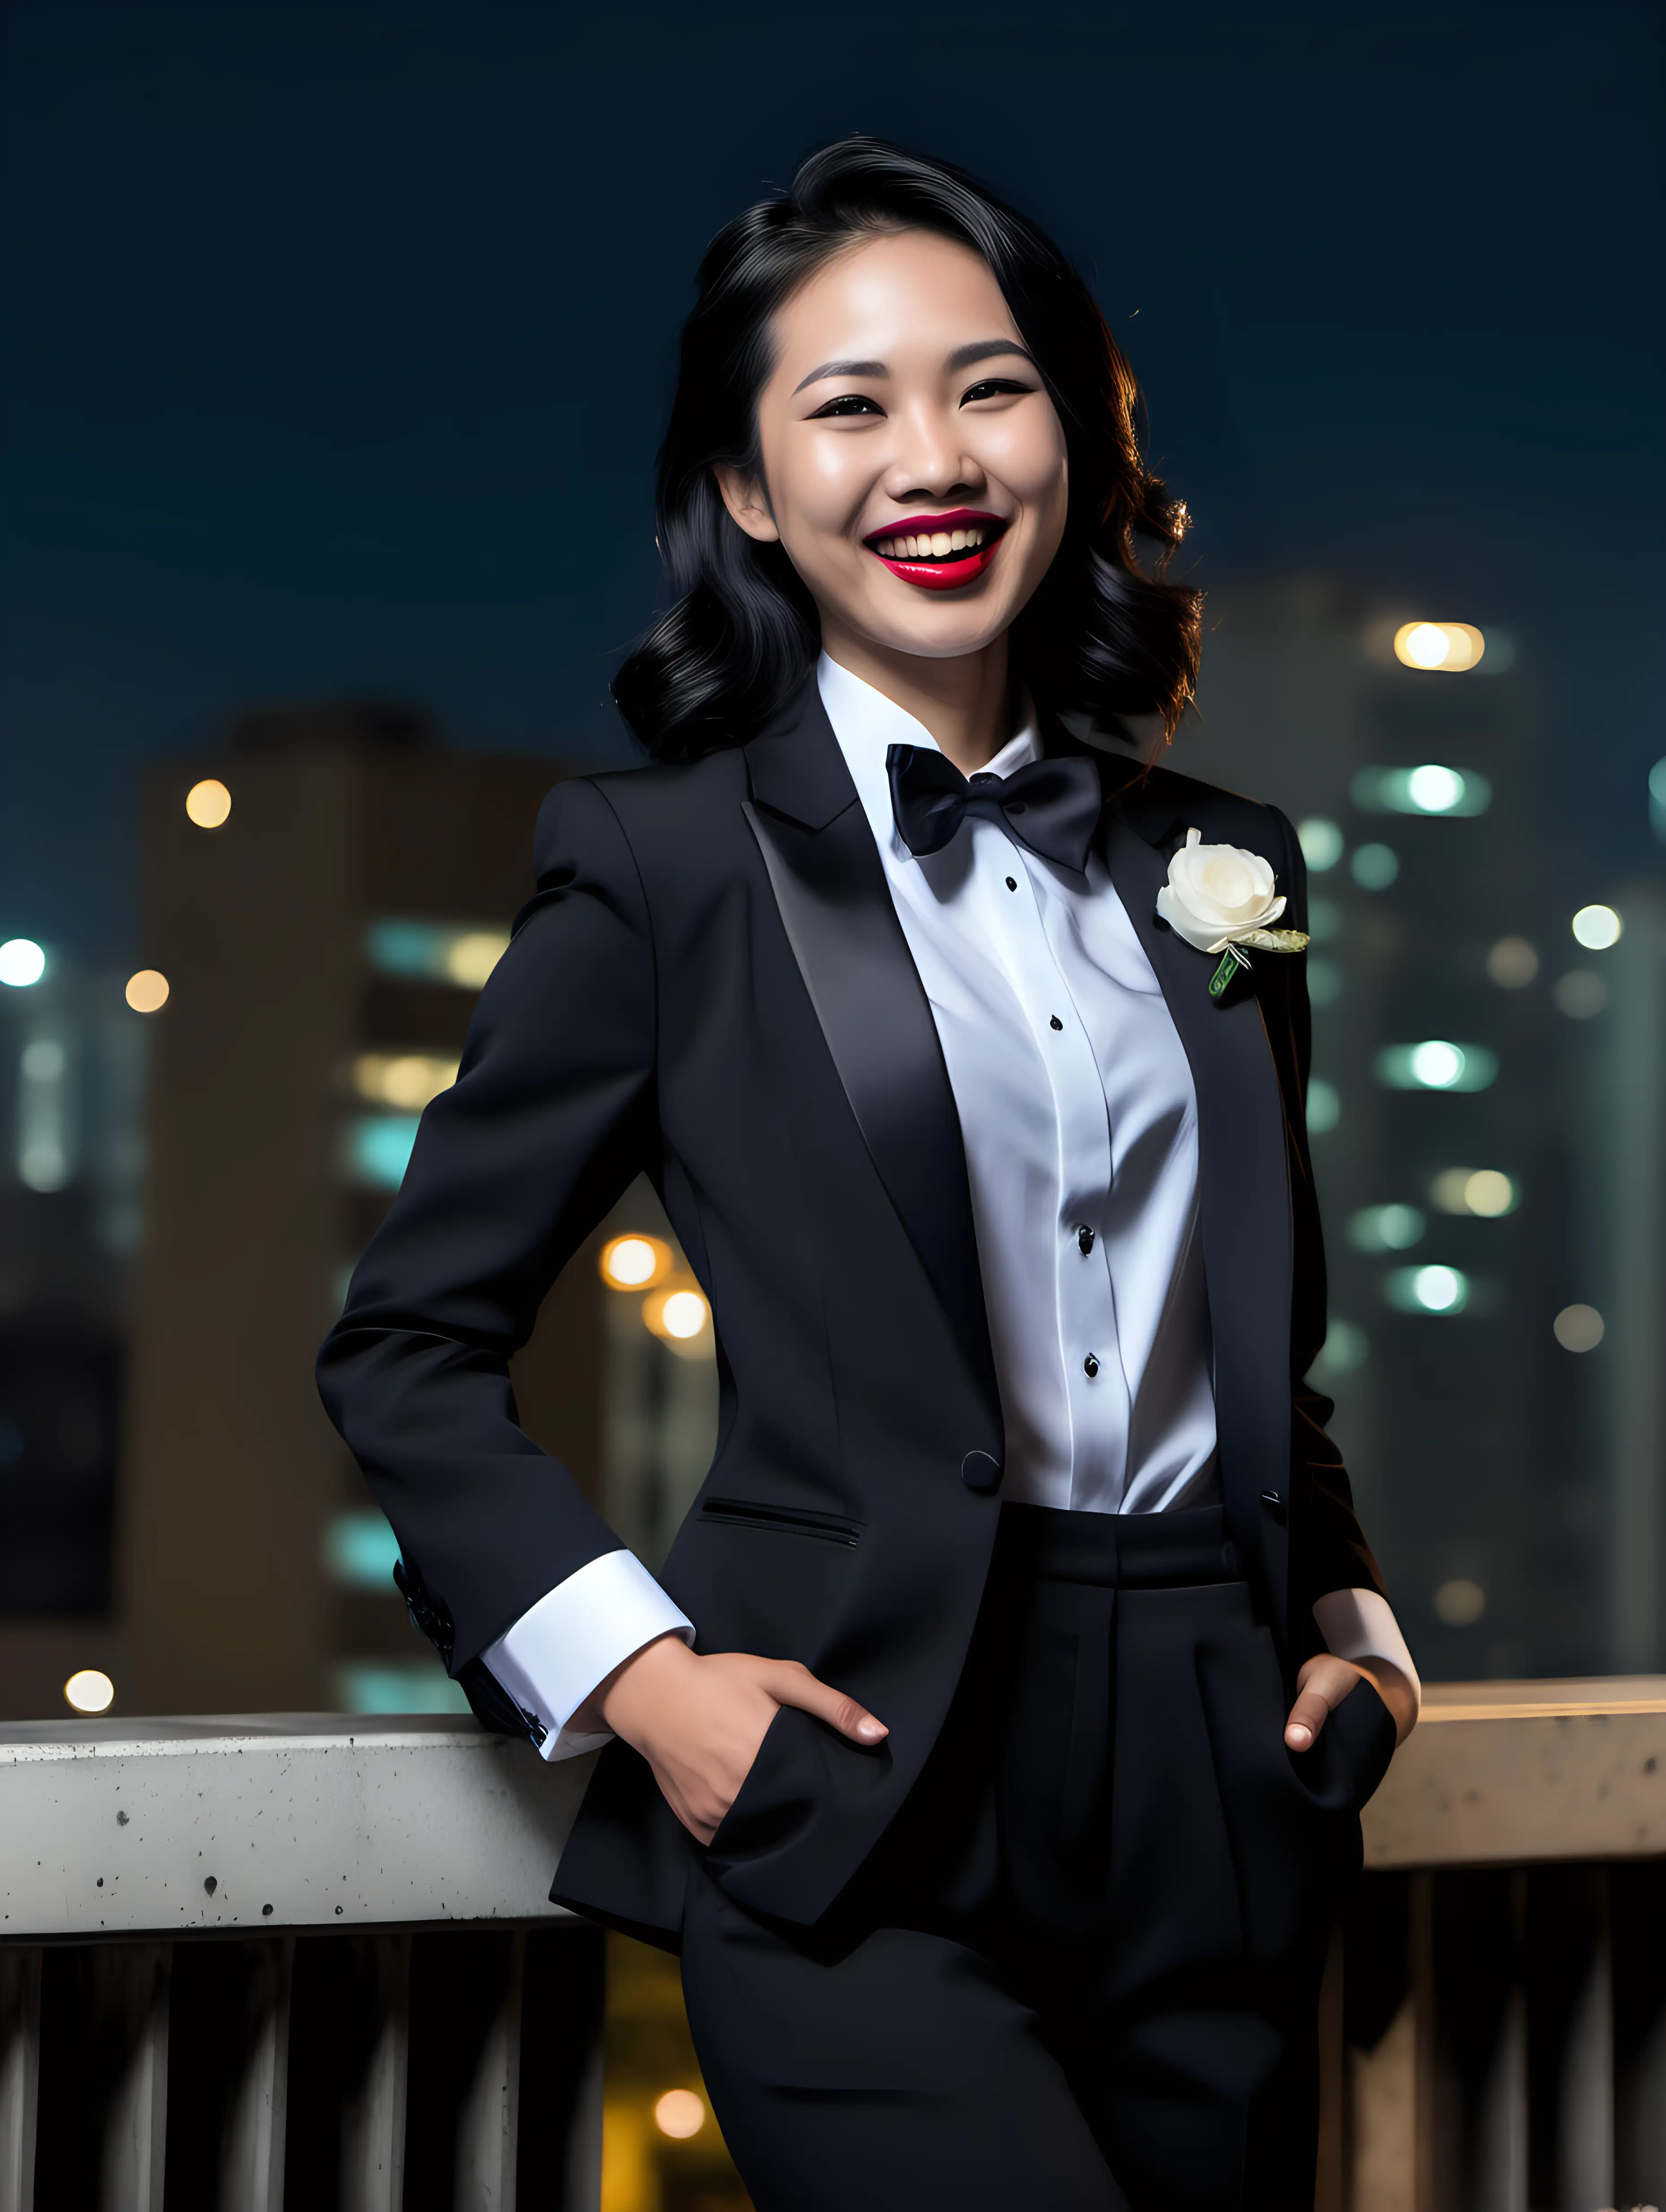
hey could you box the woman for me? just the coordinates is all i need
[319,137,1418,2210]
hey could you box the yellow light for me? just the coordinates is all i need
[653,2089,705,2140]
[443,931,509,989]
[660,1291,709,1340]
[601,1234,671,1290]
[351,1053,458,1110]
[1433,1579,1486,1628]
[1571,904,1622,951]
[185,777,232,829]
[1552,1303,1605,1352]
[1462,1169,1516,1218]
[65,1668,114,1714]
[1393,621,1486,673]
[125,969,170,1014]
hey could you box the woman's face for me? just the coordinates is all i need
[716,228,1069,665]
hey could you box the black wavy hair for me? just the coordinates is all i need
[613,136,1201,762]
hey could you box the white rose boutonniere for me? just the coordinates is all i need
[1155,827,1310,998]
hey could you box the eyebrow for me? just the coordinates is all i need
[790,338,1036,396]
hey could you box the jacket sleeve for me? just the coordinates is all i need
[316,774,657,1686]
[1265,803,1390,1611]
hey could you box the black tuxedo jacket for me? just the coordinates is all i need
[317,680,1386,1952]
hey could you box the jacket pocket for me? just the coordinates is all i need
[698,1496,864,1547]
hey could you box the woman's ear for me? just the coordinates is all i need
[713,463,780,544]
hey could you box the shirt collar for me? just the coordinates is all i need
[816,652,1041,858]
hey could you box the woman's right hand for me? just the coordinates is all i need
[592,1633,888,1845]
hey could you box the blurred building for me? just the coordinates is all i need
[1179,578,1619,1681]
[114,701,616,1717]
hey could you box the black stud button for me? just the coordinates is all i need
[1077,1225,1095,1255]
[1083,1353,1100,1378]
[961,1449,1002,1494]
[1005,876,1017,891]
[1049,1015,1063,1031]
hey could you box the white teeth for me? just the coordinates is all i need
[950,530,967,552]
[968,527,984,547]
[906,536,921,558]
[930,532,951,557]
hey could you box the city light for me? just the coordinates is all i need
[1350,766,1491,818]
[64,1669,114,1714]
[0,939,46,988]
[1552,1304,1605,1352]
[350,1052,458,1110]
[443,931,509,989]
[643,1285,713,1350]
[125,969,170,1013]
[1296,818,1344,871]
[654,2090,706,2140]
[323,1511,402,1588]
[1376,1041,1498,1093]
[1651,757,1666,841]
[1570,904,1622,951]
[1347,1203,1425,1253]
[1306,1079,1340,1133]
[1386,1264,1470,1314]
[185,777,232,829]
[340,1115,421,1190]
[1392,621,1486,672]
[1429,1167,1517,1217]
[1486,937,1538,988]
[1553,972,1607,1020]
[1350,843,1399,891]
[364,919,511,991]
[1433,1579,1486,1627]
[1311,1319,1368,1378]
[601,1235,671,1290]
[660,1291,709,1340]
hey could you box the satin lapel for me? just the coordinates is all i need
[743,691,1000,1423]
[1100,799,1293,1634]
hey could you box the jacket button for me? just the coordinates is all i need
[961,1450,1002,1494]
[1260,1489,1288,1523]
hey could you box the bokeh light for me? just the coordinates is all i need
[1350,843,1399,891]
[1296,818,1344,871]
[0,939,47,988]
[1553,972,1608,1020]
[351,1052,458,1110]
[653,2089,706,2140]
[1486,937,1538,988]
[1405,764,1464,813]
[601,1235,671,1290]
[1570,904,1621,951]
[125,969,171,1013]
[1393,621,1485,672]
[660,1291,709,1340]
[1434,1579,1486,1627]
[185,777,232,829]
[1552,1304,1605,1352]
[65,1669,114,1714]
[1462,1169,1516,1218]
[442,931,509,989]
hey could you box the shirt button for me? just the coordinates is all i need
[1077,1226,1095,1255]
[1005,876,1017,891]
[1083,1353,1100,1378]
[1049,1015,1063,1031]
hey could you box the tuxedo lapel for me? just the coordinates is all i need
[1098,777,1294,1631]
[743,687,1000,1423]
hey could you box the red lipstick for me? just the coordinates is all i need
[863,508,1008,592]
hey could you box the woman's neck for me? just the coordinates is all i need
[820,625,1013,776]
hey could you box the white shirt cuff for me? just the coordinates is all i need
[480,1548,695,1762]
[1312,1587,1422,1714]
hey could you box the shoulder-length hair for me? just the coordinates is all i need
[613,136,1201,761]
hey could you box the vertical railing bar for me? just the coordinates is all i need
[340,1932,409,2212]
[1411,1870,1438,2212]
[0,1949,42,2212]
[97,1942,170,2212]
[563,2041,604,2212]
[220,1937,294,2212]
[455,1931,523,2211]
[1474,1870,1526,2212]
[1558,1868,1614,2212]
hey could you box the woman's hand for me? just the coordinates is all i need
[591,1633,888,1845]
[1285,1652,1418,1753]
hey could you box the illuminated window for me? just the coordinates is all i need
[349,1053,458,1111]
[364,919,510,991]
[1376,1041,1498,1093]
[323,1510,402,1588]
[1350,766,1491,817]
[185,778,232,829]
[340,1114,420,1190]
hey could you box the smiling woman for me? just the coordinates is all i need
[613,137,1201,762]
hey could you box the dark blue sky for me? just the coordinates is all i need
[3,2,1661,961]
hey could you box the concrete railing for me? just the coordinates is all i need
[3,1683,1664,2210]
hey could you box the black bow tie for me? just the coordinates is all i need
[886,744,1103,874]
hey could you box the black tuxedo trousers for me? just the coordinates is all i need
[681,1505,1397,2212]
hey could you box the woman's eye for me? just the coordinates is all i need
[807,393,884,418]
[961,378,1033,405]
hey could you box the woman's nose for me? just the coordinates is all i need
[885,406,981,501]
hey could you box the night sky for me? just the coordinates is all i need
[3,2,1661,964]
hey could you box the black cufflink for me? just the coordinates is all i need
[961,1450,1002,1494]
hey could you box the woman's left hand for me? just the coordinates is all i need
[1285,1653,1418,1752]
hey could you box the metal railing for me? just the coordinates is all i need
[3,1682,1664,2211]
